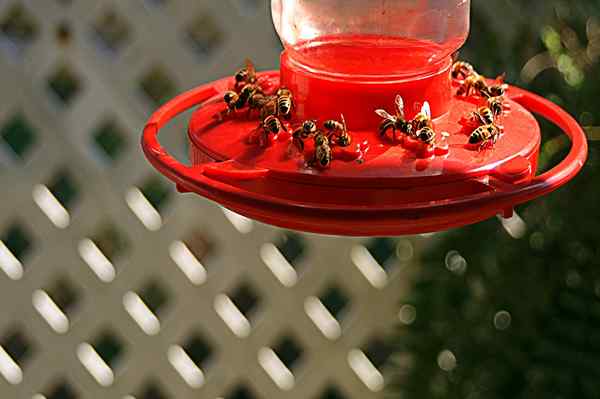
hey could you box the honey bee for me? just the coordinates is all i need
[470,106,496,126]
[277,87,292,97]
[457,73,488,97]
[258,95,278,120]
[411,102,433,132]
[452,61,475,80]
[235,59,257,91]
[487,96,505,119]
[276,89,293,119]
[253,115,283,147]
[484,83,508,98]
[469,124,501,150]
[247,92,269,113]
[415,126,436,145]
[313,132,332,168]
[237,84,263,108]
[469,96,506,127]
[292,120,318,152]
[375,95,413,141]
[223,91,241,115]
[324,114,351,147]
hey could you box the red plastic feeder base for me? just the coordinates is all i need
[142,72,587,236]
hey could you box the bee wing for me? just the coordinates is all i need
[375,109,395,120]
[245,58,256,76]
[495,72,506,83]
[421,101,431,119]
[395,95,405,117]
[340,114,348,133]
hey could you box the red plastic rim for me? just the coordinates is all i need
[141,72,587,236]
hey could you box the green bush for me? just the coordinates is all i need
[388,1,600,398]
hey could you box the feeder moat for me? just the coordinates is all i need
[188,74,540,188]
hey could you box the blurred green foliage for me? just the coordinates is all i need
[388,1,600,398]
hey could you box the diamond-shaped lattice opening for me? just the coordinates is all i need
[320,285,350,321]
[92,330,124,368]
[2,223,33,263]
[273,335,303,370]
[92,119,128,163]
[47,64,82,105]
[275,232,306,268]
[92,225,129,263]
[139,281,170,316]
[47,277,80,315]
[182,333,214,369]
[226,385,257,399]
[364,338,393,370]
[184,230,215,262]
[45,381,78,399]
[319,386,348,399]
[0,4,38,51]
[93,9,131,53]
[48,169,79,210]
[1,328,34,368]
[230,282,260,319]
[139,66,177,107]
[55,21,72,46]
[1,113,37,159]
[139,177,172,213]
[186,12,224,57]
[138,381,170,399]
[169,230,214,285]
[366,238,397,271]
[80,225,128,283]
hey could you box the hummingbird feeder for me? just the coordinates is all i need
[142,0,587,236]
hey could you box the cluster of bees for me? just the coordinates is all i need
[223,59,293,146]
[220,58,510,169]
[291,115,352,168]
[453,61,509,149]
[375,95,437,145]
[223,59,353,168]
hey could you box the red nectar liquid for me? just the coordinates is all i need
[280,35,456,129]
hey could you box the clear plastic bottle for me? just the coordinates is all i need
[272,0,470,78]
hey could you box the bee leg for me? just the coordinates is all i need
[259,132,268,148]
[379,122,391,138]
[217,109,230,121]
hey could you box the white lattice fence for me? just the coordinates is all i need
[0,1,423,398]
